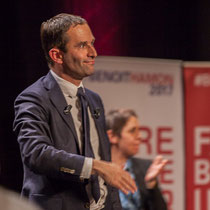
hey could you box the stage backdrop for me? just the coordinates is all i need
[84,56,184,210]
[184,62,210,210]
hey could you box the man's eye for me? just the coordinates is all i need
[79,43,85,48]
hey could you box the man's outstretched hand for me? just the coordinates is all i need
[92,159,137,195]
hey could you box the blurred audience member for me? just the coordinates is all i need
[0,186,42,210]
[106,109,168,210]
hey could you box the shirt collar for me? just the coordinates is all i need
[124,159,132,171]
[50,70,84,98]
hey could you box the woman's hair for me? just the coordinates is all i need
[106,109,137,137]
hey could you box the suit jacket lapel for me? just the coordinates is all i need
[43,72,79,144]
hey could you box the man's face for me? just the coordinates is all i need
[117,116,141,158]
[61,23,97,82]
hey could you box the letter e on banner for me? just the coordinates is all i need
[157,127,173,155]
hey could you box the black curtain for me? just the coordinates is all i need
[1,0,210,192]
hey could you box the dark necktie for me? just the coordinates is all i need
[77,87,100,203]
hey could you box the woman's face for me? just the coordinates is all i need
[117,116,141,158]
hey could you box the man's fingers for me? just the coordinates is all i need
[120,171,137,194]
[96,161,137,194]
[119,185,129,195]
[109,170,137,194]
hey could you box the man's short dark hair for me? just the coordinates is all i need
[40,13,87,66]
[106,109,138,137]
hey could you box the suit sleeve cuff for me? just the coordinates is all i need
[80,157,93,179]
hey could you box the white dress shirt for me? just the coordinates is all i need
[50,70,107,210]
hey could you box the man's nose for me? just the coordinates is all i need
[88,45,97,58]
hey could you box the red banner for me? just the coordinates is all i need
[184,64,210,210]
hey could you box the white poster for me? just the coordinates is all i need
[84,56,184,210]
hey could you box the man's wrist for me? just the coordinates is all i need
[92,159,107,175]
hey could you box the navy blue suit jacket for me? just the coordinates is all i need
[13,72,121,210]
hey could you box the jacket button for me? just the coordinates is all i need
[84,202,90,209]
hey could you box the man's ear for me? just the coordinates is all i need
[107,129,119,144]
[49,48,63,64]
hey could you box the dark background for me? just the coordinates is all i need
[1,0,210,192]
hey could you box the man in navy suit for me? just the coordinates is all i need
[13,13,137,210]
[106,109,168,210]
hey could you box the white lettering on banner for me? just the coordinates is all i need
[194,189,201,210]
[194,189,210,210]
[194,73,210,87]
[194,159,210,185]
[193,126,210,210]
[208,190,210,210]
[194,126,210,156]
